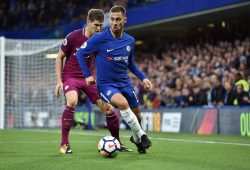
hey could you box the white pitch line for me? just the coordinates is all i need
[0,140,96,144]
[2,129,250,147]
[154,137,250,147]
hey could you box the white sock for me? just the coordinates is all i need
[132,131,140,143]
[120,108,145,139]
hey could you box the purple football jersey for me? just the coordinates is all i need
[61,29,95,81]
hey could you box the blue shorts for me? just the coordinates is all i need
[98,85,139,109]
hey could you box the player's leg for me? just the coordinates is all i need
[60,90,78,154]
[109,93,151,149]
[131,107,141,142]
[60,79,80,154]
[129,106,146,153]
[98,86,151,151]
[84,84,132,152]
[96,99,120,142]
[96,99,132,152]
[122,86,152,152]
[84,85,120,140]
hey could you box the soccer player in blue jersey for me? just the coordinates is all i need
[55,9,132,154]
[76,6,152,153]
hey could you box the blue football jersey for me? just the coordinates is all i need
[76,28,146,87]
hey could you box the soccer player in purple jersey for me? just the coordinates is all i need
[54,9,132,154]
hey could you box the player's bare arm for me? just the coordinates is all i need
[55,49,66,97]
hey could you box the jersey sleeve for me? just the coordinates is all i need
[61,33,74,56]
[76,34,101,78]
[128,43,147,81]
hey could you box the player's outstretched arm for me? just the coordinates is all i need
[55,49,66,97]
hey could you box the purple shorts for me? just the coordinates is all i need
[63,77,99,104]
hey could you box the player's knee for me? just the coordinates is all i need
[118,100,129,110]
[67,99,77,108]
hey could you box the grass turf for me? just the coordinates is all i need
[0,129,249,170]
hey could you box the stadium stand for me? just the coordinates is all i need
[0,0,157,32]
[134,36,250,108]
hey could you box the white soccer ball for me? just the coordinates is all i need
[97,136,121,158]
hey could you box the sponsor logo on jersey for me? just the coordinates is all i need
[81,42,87,49]
[114,56,128,63]
[62,38,67,46]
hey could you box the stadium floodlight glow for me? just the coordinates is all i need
[207,23,215,28]
[135,40,143,45]
[222,21,226,28]
[46,54,57,59]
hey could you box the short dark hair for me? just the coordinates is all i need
[87,9,104,22]
[110,6,126,16]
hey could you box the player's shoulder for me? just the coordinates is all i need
[123,32,135,42]
[65,29,82,39]
[62,29,83,47]
[88,29,109,42]
[95,29,109,38]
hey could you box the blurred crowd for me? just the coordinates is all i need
[132,37,250,108]
[0,0,157,31]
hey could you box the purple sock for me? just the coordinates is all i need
[106,111,120,143]
[61,106,75,146]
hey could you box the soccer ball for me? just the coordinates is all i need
[98,136,121,158]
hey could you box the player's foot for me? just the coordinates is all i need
[60,144,73,154]
[120,144,133,152]
[130,136,146,154]
[141,134,152,149]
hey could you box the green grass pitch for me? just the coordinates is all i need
[0,129,250,170]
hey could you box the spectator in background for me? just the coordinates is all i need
[235,72,250,92]
[193,85,208,106]
[211,74,226,106]
[180,88,194,107]
[160,86,176,107]
[224,81,235,105]
[233,84,250,106]
[203,81,213,106]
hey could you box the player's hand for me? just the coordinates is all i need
[86,76,96,85]
[55,81,63,97]
[143,78,153,91]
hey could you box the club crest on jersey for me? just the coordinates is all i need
[62,38,67,46]
[81,42,87,49]
[126,45,131,52]
[107,90,111,96]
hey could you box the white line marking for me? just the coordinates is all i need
[1,129,250,147]
[0,141,96,144]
